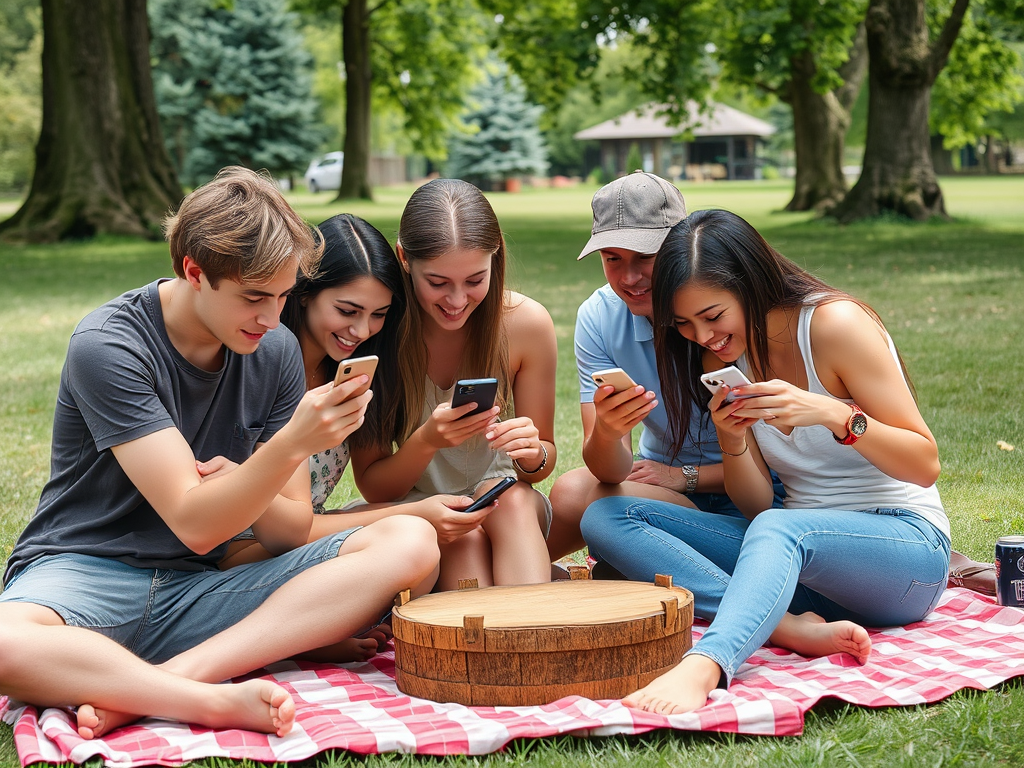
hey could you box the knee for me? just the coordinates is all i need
[550,468,594,520]
[580,496,630,549]
[492,483,544,526]
[745,508,797,543]
[365,514,440,571]
[0,623,18,682]
[0,605,49,683]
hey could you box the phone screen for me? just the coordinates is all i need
[461,477,516,513]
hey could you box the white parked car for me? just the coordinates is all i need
[304,151,344,193]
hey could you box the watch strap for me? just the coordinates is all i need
[834,403,867,445]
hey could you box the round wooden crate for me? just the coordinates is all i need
[391,575,693,706]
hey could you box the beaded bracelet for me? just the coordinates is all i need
[513,444,548,474]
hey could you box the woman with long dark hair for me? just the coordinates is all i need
[584,209,949,714]
[220,214,471,577]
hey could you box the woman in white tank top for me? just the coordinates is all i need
[585,210,952,716]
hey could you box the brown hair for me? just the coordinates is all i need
[395,178,511,442]
[164,166,323,286]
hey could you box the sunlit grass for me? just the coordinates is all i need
[1,176,1023,766]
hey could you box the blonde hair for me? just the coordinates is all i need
[395,179,511,442]
[164,167,323,285]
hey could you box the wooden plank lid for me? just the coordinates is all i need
[392,579,693,653]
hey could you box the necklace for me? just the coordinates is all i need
[308,361,328,389]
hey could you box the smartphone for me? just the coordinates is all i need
[450,377,499,418]
[461,476,517,513]
[700,365,757,402]
[333,355,379,398]
[591,367,639,393]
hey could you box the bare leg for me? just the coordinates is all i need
[0,603,297,739]
[436,528,493,591]
[72,515,439,737]
[481,482,550,585]
[548,467,696,560]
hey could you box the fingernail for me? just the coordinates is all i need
[485,432,494,439]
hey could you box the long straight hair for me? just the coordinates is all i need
[395,178,511,441]
[652,209,905,460]
[280,214,406,451]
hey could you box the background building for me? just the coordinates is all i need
[575,101,775,181]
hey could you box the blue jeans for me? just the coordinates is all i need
[581,499,950,683]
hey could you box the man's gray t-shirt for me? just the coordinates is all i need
[4,280,305,585]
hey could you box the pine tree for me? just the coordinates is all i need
[150,0,325,187]
[446,63,548,189]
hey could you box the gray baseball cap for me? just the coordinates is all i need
[577,171,687,260]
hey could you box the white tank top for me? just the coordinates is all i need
[741,303,949,540]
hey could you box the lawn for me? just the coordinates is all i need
[1,176,1023,766]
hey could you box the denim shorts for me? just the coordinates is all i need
[0,528,358,664]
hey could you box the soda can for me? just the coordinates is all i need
[995,535,1024,608]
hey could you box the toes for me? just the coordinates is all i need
[76,706,100,739]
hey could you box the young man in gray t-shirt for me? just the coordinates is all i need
[0,168,442,739]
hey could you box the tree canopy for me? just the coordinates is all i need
[446,62,548,186]
[150,0,324,186]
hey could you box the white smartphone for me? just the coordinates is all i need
[333,355,379,398]
[699,365,757,402]
[591,367,639,393]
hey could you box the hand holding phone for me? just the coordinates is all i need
[450,378,499,418]
[460,476,517,513]
[333,355,379,398]
[591,367,639,393]
[700,365,757,402]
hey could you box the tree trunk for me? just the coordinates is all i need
[336,0,373,201]
[982,135,1002,174]
[930,134,956,175]
[784,25,867,213]
[832,0,969,223]
[0,0,182,242]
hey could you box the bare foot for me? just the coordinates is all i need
[203,679,296,737]
[76,680,295,739]
[295,635,380,664]
[622,654,722,716]
[770,611,872,664]
[76,705,138,739]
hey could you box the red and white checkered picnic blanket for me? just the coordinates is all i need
[3,588,1023,766]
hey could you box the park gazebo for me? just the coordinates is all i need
[575,101,775,182]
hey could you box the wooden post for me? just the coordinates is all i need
[655,574,673,589]
[568,565,591,580]
[395,589,411,607]
[464,615,484,646]
[662,597,679,631]
[458,578,480,590]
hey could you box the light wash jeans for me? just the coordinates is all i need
[582,499,950,684]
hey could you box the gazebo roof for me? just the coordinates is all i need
[574,101,775,141]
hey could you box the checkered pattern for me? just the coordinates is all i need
[3,589,1023,766]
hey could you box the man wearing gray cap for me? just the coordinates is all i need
[546,171,739,564]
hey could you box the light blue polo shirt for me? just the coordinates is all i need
[575,284,722,467]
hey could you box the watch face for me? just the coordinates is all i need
[850,413,868,437]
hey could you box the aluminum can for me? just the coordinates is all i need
[995,535,1024,607]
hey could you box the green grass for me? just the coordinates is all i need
[2,176,1024,766]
